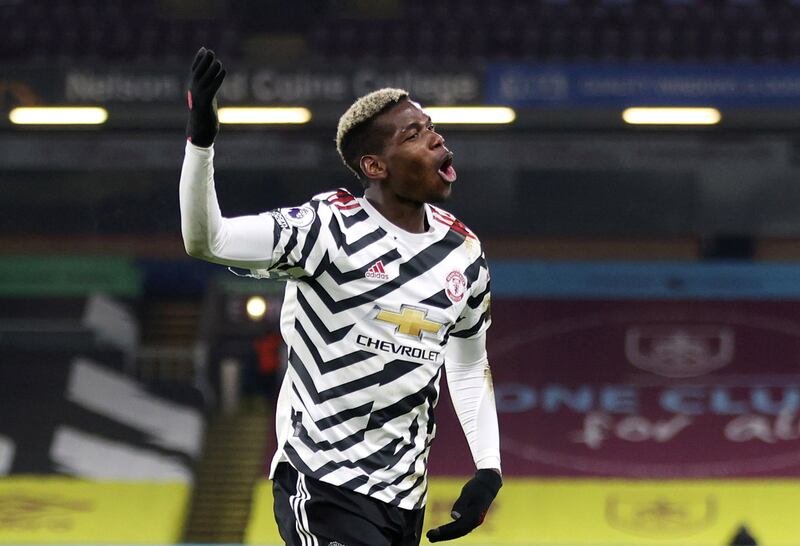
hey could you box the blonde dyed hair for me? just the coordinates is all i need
[335,88,409,178]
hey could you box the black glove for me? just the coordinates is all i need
[186,47,226,147]
[426,469,502,543]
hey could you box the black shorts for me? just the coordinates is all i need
[272,462,425,546]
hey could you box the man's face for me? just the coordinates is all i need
[374,99,457,204]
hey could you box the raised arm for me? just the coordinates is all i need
[179,143,277,268]
[179,48,276,270]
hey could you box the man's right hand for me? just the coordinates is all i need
[186,47,226,147]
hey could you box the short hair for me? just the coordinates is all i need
[335,88,409,181]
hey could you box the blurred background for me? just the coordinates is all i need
[3,0,800,544]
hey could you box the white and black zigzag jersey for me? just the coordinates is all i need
[260,189,491,510]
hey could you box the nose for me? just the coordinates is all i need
[429,129,444,149]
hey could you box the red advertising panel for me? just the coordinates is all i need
[430,299,800,478]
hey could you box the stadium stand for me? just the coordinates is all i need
[0,254,209,542]
[0,350,206,543]
[6,0,800,63]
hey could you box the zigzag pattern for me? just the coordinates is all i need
[327,214,388,255]
[293,320,372,375]
[295,290,352,343]
[267,192,490,509]
[285,370,440,484]
[304,228,465,315]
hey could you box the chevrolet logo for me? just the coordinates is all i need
[373,305,445,339]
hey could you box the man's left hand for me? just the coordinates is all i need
[426,469,502,542]
[186,47,226,147]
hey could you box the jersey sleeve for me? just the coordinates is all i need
[179,141,339,280]
[248,198,341,280]
[445,332,502,471]
[450,249,492,339]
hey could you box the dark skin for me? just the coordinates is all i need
[359,99,455,234]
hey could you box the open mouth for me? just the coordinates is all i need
[437,153,457,183]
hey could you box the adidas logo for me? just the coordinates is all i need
[365,260,389,281]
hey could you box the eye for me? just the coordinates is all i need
[405,132,419,142]
[428,123,436,132]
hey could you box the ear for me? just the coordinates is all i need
[360,154,388,181]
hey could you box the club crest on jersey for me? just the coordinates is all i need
[280,205,316,228]
[365,260,389,281]
[446,270,467,303]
